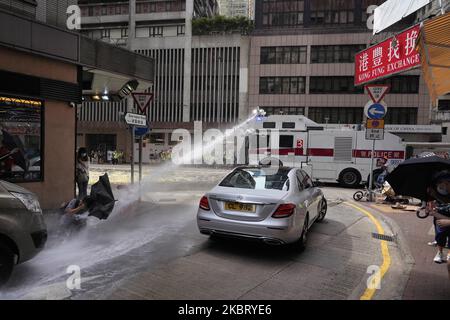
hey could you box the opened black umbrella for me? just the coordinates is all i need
[88,173,116,220]
[385,156,450,201]
[259,157,284,167]
[1,129,27,171]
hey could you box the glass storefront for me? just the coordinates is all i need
[0,96,43,182]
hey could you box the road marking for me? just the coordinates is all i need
[369,204,392,213]
[345,202,392,300]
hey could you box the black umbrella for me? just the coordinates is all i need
[1,129,27,171]
[88,173,116,220]
[385,156,450,201]
[259,156,284,167]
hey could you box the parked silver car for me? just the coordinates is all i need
[197,166,327,250]
[0,180,47,286]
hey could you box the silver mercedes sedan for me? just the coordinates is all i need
[197,166,327,250]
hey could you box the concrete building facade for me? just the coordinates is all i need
[218,0,254,18]
[78,0,250,158]
[0,1,154,208]
[248,0,437,142]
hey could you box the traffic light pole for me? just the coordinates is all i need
[368,139,375,202]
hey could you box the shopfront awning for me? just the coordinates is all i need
[416,12,450,107]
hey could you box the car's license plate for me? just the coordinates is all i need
[224,202,256,213]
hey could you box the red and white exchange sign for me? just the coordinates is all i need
[355,25,421,86]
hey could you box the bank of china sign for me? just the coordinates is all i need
[355,25,421,86]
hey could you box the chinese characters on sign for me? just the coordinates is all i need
[355,25,421,86]
[124,113,147,127]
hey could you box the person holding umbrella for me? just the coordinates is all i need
[59,173,116,234]
[427,172,450,264]
[386,157,450,265]
[59,195,96,232]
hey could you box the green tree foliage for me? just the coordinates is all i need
[192,15,254,35]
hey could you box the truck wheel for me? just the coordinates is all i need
[0,243,15,287]
[339,169,361,188]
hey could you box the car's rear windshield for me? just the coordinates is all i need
[219,168,290,191]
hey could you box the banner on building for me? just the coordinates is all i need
[355,25,421,86]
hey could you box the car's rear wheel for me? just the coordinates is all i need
[294,215,309,252]
[316,198,327,222]
[0,243,15,287]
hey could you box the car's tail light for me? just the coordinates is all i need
[272,203,296,218]
[199,196,210,211]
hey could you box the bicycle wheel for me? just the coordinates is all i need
[353,191,364,201]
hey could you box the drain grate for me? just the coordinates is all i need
[372,233,396,242]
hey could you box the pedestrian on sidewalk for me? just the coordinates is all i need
[427,172,450,264]
[112,150,119,165]
[76,147,90,200]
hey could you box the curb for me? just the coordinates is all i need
[356,202,415,299]
[362,203,415,266]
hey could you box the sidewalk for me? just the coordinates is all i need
[363,202,450,299]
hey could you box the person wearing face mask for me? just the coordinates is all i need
[76,147,90,200]
[428,172,450,263]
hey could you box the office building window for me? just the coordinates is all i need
[384,108,418,124]
[262,107,305,116]
[148,26,163,37]
[177,25,185,36]
[310,0,355,25]
[101,29,110,39]
[262,0,305,27]
[260,77,306,94]
[311,45,366,63]
[121,28,128,38]
[373,76,420,94]
[438,100,450,111]
[308,107,363,124]
[261,46,307,64]
[310,77,363,94]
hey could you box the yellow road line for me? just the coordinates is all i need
[344,202,392,300]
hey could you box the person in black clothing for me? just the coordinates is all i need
[428,172,450,264]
